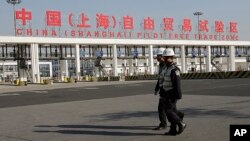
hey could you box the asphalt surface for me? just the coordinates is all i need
[0,78,250,108]
[0,79,250,141]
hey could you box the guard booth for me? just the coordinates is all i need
[185,46,206,72]
[234,46,250,71]
[128,45,149,75]
[116,45,150,76]
[116,45,128,76]
[39,44,75,82]
[172,46,181,68]
[79,45,94,77]
[134,46,149,75]
[0,43,31,84]
[94,45,113,77]
[211,46,230,72]
[80,45,113,78]
[247,53,250,71]
[247,47,250,70]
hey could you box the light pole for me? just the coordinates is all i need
[194,11,203,72]
[7,0,22,36]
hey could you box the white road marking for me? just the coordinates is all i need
[0,93,20,97]
[29,91,48,94]
[83,87,100,90]
[128,84,142,86]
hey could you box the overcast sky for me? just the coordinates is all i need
[0,0,249,41]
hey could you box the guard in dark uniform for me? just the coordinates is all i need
[153,48,167,130]
[160,48,186,136]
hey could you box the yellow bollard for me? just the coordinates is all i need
[44,79,53,85]
[40,78,44,84]
[69,78,75,83]
[14,79,19,85]
[91,76,97,82]
[18,81,27,86]
[85,75,89,81]
[64,77,68,83]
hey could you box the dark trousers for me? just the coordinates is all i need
[158,98,167,126]
[164,98,182,124]
[158,98,184,127]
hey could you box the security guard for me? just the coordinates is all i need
[153,47,167,130]
[160,48,186,135]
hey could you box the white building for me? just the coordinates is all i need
[0,36,250,83]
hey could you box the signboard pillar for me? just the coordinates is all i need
[149,45,154,75]
[128,47,133,76]
[60,60,69,81]
[123,59,127,75]
[75,44,81,80]
[112,45,118,76]
[135,58,138,75]
[31,43,40,83]
[229,45,236,71]
[181,45,186,73]
[94,47,100,77]
[206,45,212,72]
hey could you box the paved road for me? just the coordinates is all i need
[0,79,250,141]
[1,78,250,108]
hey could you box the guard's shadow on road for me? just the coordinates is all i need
[88,111,158,121]
[35,125,156,130]
[34,125,162,136]
[34,107,249,136]
[87,108,250,121]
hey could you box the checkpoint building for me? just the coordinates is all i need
[1,7,250,83]
[0,36,250,83]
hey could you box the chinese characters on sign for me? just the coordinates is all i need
[46,11,62,26]
[123,16,134,30]
[15,8,239,41]
[182,19,192,32]
[163,18,174,31]
[15,8,32,25]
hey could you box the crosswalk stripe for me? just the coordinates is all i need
[0,93,20,97]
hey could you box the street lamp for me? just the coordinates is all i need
[193,11,203,72]
[193,12,203,39]
[7,0,22,36]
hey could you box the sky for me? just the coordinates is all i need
[0,0,250,41]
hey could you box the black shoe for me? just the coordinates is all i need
[180,113,184,121]
[177,122,187,134]
[178,112,184,121]
[164,130,178,136]
[153,125,166,130]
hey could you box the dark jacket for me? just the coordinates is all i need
[159,63,182,99]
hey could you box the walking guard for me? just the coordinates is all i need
[159,48,186,135]
[153,47,168,130]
